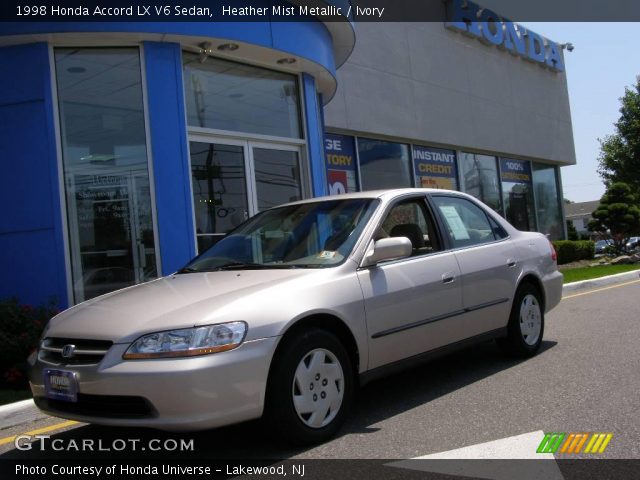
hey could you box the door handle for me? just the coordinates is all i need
[506,258,517,268]
[442,272,456,284]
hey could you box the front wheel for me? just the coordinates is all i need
[264,329,353,445]
[498,283,544,357]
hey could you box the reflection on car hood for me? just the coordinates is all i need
[46,269,311,343]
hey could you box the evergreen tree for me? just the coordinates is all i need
[588,182,640,253]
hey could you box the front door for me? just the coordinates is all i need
[356,196,464,369]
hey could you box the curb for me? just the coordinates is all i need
[0,398,34,415]
[563,269,640,294]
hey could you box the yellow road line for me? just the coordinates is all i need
[563,279,640,299]
[0,420,78,446]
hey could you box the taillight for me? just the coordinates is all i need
[549,240,557,262]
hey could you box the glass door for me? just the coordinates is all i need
[66,170,158,302]
[250,144,303,211]
[188,137,305,253]
[189,140,251,252]
[55,47,160,304]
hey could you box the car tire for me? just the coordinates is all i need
[264,328,353,445]
[497,283,544,358]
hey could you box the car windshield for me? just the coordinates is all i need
[180,198,379,272]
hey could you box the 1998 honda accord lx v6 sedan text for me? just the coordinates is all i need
[29,189,563,444]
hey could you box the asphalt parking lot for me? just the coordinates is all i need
[2,279,639,463]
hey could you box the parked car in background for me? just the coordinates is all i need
[595,239,614,255]
[29,189,563,444]
[625,236,640,251]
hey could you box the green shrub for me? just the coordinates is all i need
[0,299,58,387]
[552,240,596,265]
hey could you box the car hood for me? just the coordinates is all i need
[45,269,313,343]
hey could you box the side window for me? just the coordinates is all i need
[488,216,509,239]
[432,196,497,248]
[377,198,441,256]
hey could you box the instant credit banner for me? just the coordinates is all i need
[324,134,358,195]
[499,158,532,184]
[412,146,458,190]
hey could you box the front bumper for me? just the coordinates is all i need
[29,336,279,431]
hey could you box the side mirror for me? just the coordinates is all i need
[362,237,412,267]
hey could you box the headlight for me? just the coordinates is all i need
[122,322,247,360]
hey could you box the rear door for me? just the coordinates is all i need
[357,195,464,369]
[430,194,520,335]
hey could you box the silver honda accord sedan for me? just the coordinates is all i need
[29,189,562,444]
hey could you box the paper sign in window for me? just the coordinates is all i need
[439,206,471,240]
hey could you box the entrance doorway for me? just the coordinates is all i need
[54,47,160,304]
[188,137,305,252]
[66,170,158,302]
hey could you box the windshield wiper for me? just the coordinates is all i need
[176,267,198,274]
[177,262,303,273]
[216,262,300,270]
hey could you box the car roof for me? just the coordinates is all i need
[277,188,465,207]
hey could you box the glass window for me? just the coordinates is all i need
[412,146,458,190]
[532,163,564,240]
[500,158,537,232]
[253,148,303,210]
[378,198,442,255]
[458,152,502,213]
[55,48,158,303]
[189,142,249,252]
[488,216,509,239]
[358,138,412,190]
[325,133,359,194]
[183,53,301,138]
[432,196,497,248]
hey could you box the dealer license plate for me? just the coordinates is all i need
[44,369,78,402]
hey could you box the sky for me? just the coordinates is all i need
[523,23,639,203]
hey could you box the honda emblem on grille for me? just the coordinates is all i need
[61,344,76,359]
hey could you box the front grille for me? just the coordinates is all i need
[39,337,113,366]
[35,394,155,419]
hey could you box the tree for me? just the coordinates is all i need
[566,220,578,240]
[588,182,640,253]
[597,77,640,193]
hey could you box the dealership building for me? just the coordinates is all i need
[0,2,576,309]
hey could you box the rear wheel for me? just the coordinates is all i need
[265,329,353,445]
[498,283,544,357]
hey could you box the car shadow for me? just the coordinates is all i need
[1,340,557,460]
